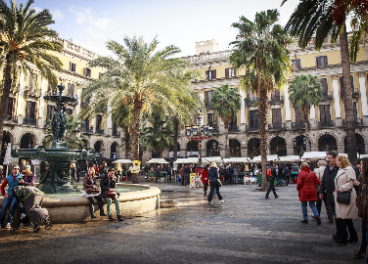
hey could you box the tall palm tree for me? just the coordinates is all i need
[289,75,323,151]
[210,84,241,158]
[84,36,184,183]
[282,0,368,163]
[230,9,291,191]
[0,0,63,144]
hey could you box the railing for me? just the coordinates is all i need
[318,120,335,127]
[246,124,260,131]
[5,115,18,123]
[268,123,285,130]
[342,118,363,126]
[244,98,259,106]
[212,126,220,134]
[322,91,333,100]
[23,118,37,126]
[228,126,239,132]
[182,50,232,63]
[205,101,213,109]
[95,128,105,135]
[268,96,284,104]
[112,130,121,137]
[291,121,306,129]
[82,126,93,133]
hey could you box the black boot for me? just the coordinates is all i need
[89,204,96,218]
[99,202,107,216]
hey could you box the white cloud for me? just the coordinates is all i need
[51,9,65,21]
[68,6,111,31]
[33,6,42,13]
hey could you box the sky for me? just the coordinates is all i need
[19,0,299,57]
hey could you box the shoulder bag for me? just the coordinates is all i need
[105,189,116,199]
[336,172,352,205]
[217,178,223,187]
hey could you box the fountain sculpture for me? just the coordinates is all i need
[13,84,95,193]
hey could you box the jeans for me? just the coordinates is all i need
[208,182,222,202]
[266,180,277,198]
[361,219,367,253]
[186,174,190,186]
[234,176,238,184]
[301,201,319,219]
[0,196,17,225]
[180,175,184,185]
[106,197,121,216]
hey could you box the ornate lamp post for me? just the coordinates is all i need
[185,113,213,167]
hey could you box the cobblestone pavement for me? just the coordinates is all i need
[0,182,365,264]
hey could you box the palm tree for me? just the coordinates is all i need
[289,75,323,151]
[84,36,184,183]
[210,84,241,158]
[282,0,368,163]
[0,0,63,144]
[230,9,291,191]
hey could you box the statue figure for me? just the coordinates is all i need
[52,103,67,142]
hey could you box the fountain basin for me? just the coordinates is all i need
[0,184,160,224]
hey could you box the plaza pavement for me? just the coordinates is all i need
[0,181,365,264]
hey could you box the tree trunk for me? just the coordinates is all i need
[224,122,229,158]
[131,100,143,184]
[304,112,310,151]
[124,127,130,159]
[259,87,268,191]
[0,55,13,146]
[173,119,179,161]
[340,25,356,164]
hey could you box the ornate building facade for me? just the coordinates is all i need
[1,38,123,167]
[142,38,368,163]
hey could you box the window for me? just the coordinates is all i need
[353,102,358,120]
[207,113,214,127]
[67,84,75,97]
[66,109,73,116]
[225,68,236,77]
[25,101,36,122]
[205,90,214,107]
[83,118,90,130]
[319,78,329,94]
[295,108,304,123]
[6,97,15,120]
[292,59,301,70]
[272,108,282,125]
[46,105,55,120]
[205,70,216,80]
[271,89,281,100]
[340,75,355,97]
[28,74,37,92]
[319,104,331,122]
[84,67,91,77]
[316,56,328,67]
[69,62,76,72]
[96,115,103,130]
[249,110,259,128]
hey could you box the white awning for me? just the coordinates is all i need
[279,155,301,163]
[173,157,199,165]
[146,158,169,164]
[301,151,327,160]
[112,159,133,164]
[223,157,250,163]
[251,155,278,163]
[202,156,223,164]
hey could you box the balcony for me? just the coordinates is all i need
[82,126,94,134]
[205,101,213,109]
[268,123,285,130]
[291,121,307,129]
[353,90,359,98]
[112,130,121,137]
[342,118,363,127]
[228,126,240,132]
[5,115,18,124]
[24,88,41,98]
[318,120,335,128]
[244,98,259,107]
[246,124,260,132]
[268,96,284,105]
[212,126,219,134]
[95,128,105,135]
[321,91,333,100]
[23,118,37,126]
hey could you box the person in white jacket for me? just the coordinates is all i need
[314,160,326,216]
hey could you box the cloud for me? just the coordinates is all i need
[68,6,111,30]
[51,9,65,21]
[33,6,43,13]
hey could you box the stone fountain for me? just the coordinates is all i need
[12,84,96,193]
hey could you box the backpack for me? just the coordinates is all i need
[266,167,273,182]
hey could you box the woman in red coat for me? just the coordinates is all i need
[297,162,321,225]
[202,164,210,196]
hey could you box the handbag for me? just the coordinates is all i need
[86,185,100,194]
[217,179,223,187]
[335,171,352,204]
[105,189,116,199]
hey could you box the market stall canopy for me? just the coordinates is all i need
[202,156,223,164]
[174,157,199,164]
[112,159,133,164]
[279,155,301,163]
[146,158,169,164]
[251,155,278,163]
[223,157,250,163]
[301,151,326,160]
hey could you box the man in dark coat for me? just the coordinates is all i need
[100,168,123,221]
[265,161,279,199]
[167,165,173,182]
[319,152,339,223]
[183,165,191,186]
[226,164,234,184]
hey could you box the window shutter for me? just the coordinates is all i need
[319,105,325,122]
[11,98,15,117]
[213,70,216,79]
[326,105,331,120]
[233,68,236,76]
[205,70,209,79]
[320,78,328,93]
[353,102,358,119]
[34,102,37,121]
[69,62,72,71]
[225,68,229,78]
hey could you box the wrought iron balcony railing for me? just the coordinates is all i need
[318,120,335,128]
[268,123,285,130]
[23,118,37,126]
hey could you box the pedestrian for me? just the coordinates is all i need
[155,165,161,182]
[207,162,224,204]
[179,164,185,185]
[319,152,339,224]
[202,164,210,196]
[83,167,106,218]
[233,165,239,184]
[0,165,3,182]
[314,160,326,216]
[0,165,23,229]
[20,167,35,186]
[353,159,361,179]
[100,168,123,221]
[353,158,368,259]
[70,163,77,181]
[278,163,284,185]
[297,162,321,225]
[334,155,358,245]
[265,161,279,199]
[167,165,173,182]
[284,164,290,185]
[184,164,191,186]
[227,164,234,184]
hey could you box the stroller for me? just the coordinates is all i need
[11,186,52,233]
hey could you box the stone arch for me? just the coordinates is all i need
[248,137,260,159]
[3,130,15,144]
[20,132,37,149]
[110,141,119,159]
[94,140,106,157]
[318,133,337,152]
[82,139,90,149]
[186,140,199,157]
[269,136,287,156]
[316,132,339,145]
[344,133,366,155]
[206,139,220,157]
[229,138,241,157]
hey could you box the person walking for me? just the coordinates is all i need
[155,165,161,183]
[184,165,191,186]
[167,165,173,182]
[179,164,185,186]
[319,152,339,224]
[314,160,326,216]
[297,162,321,225]
[207,162,224,204]
[83,167,106,218]
[227,164,234,184]
[265,161,279,199]
[284,164,290,185]
[353,158,368,260]
[233,165,239,184]
[202,164,210,196]
[334,155,358,245]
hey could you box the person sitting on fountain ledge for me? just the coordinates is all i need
[100,168,123,221]
[0,165,23,229]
